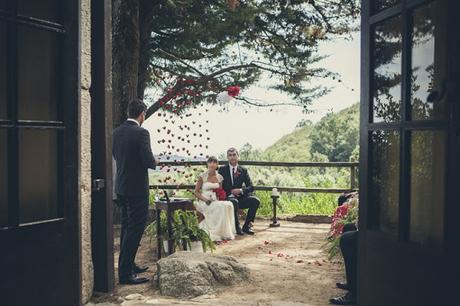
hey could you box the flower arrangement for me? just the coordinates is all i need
[323,196,359,260]
[216,85,241,104]
[213,188,227,201]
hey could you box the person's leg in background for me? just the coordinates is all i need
[116,196,129,280]
[330,230,358,305]
[335,223,357,290]
[118,195,149,283]
[343,223,357,233]
[228,197,243,235]
[238,196,260,234]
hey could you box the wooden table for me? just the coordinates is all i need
[154,198,203,259]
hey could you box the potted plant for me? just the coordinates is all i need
[172,210,215,253]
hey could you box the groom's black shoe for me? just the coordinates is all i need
[133,264,149,274]
[329,292,356,305]
[119,275,150,285]
[236,225,244,235]
[242,226,255,235]
[336,282,350,291]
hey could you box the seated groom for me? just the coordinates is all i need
[218,147,260,235]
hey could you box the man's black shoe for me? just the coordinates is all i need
[133,265,149,274]
[242,227,255,235]
[336,282,350,291]
[119,275,150,285]
[329,292,356,305]
[236,228,245,235]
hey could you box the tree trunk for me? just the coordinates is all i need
[138,0,157,99]
[112,0,140,127]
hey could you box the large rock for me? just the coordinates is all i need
[155,251,250,298]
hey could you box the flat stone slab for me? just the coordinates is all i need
[155,251,250,298]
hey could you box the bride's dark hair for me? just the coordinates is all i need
[207,156,218,164]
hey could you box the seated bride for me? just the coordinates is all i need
[194,156,236,242]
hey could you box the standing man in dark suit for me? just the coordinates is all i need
[218,147,260,235]
[112,100,158,285]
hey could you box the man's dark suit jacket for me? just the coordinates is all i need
[218,165,254,198]
[112,120,157,196]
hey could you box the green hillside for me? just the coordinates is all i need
[262,103,359,162]
[262,123,315,162]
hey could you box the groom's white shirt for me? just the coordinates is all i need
[127,118,140,126]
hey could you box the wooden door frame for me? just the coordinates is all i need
[90,0,115,293]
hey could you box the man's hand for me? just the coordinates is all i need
[231,188,243,196]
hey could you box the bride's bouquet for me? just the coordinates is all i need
[212,188,227,201]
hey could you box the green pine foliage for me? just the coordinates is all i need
[146,0,360,113]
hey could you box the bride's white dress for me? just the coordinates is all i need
[195,173,236,241]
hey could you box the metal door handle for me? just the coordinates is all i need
[92,179,106,192]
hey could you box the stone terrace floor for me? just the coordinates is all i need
[88,221,344,306]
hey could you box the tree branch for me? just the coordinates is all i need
[236,96,300,108]
[155,48,206,76]
[309,0,333,32]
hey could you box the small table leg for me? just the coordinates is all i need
[156,209,162,259]
[167,208,173,255]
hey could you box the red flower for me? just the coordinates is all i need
[227,85,240,97]
[213,188,227,201]
[328,204,350,238]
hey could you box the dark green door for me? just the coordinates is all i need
[359,0,460,305]
[0,1,81,305]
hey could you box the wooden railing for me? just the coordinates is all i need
[150,160,359,193]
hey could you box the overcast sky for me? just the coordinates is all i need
[144,33,360,158]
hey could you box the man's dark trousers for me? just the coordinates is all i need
[117,195,149,280]
[228,196,260,230]
[340,229,358,297]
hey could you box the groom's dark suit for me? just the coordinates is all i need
[113,120,157,281]
[218,165,260,231]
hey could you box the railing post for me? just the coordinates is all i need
[350,164,356,189]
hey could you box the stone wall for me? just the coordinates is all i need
[80,0,94,303]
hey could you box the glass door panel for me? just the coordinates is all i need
[373,0,401,13]
[0,129,7,228]
[17,25,60,121]
[410,130,445,248]
[410,2,446,120]
[372,16,403,123]
[0,20,6,119]
[17,0,62,23]
[369,130,400,235]
[18,129,59,224]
